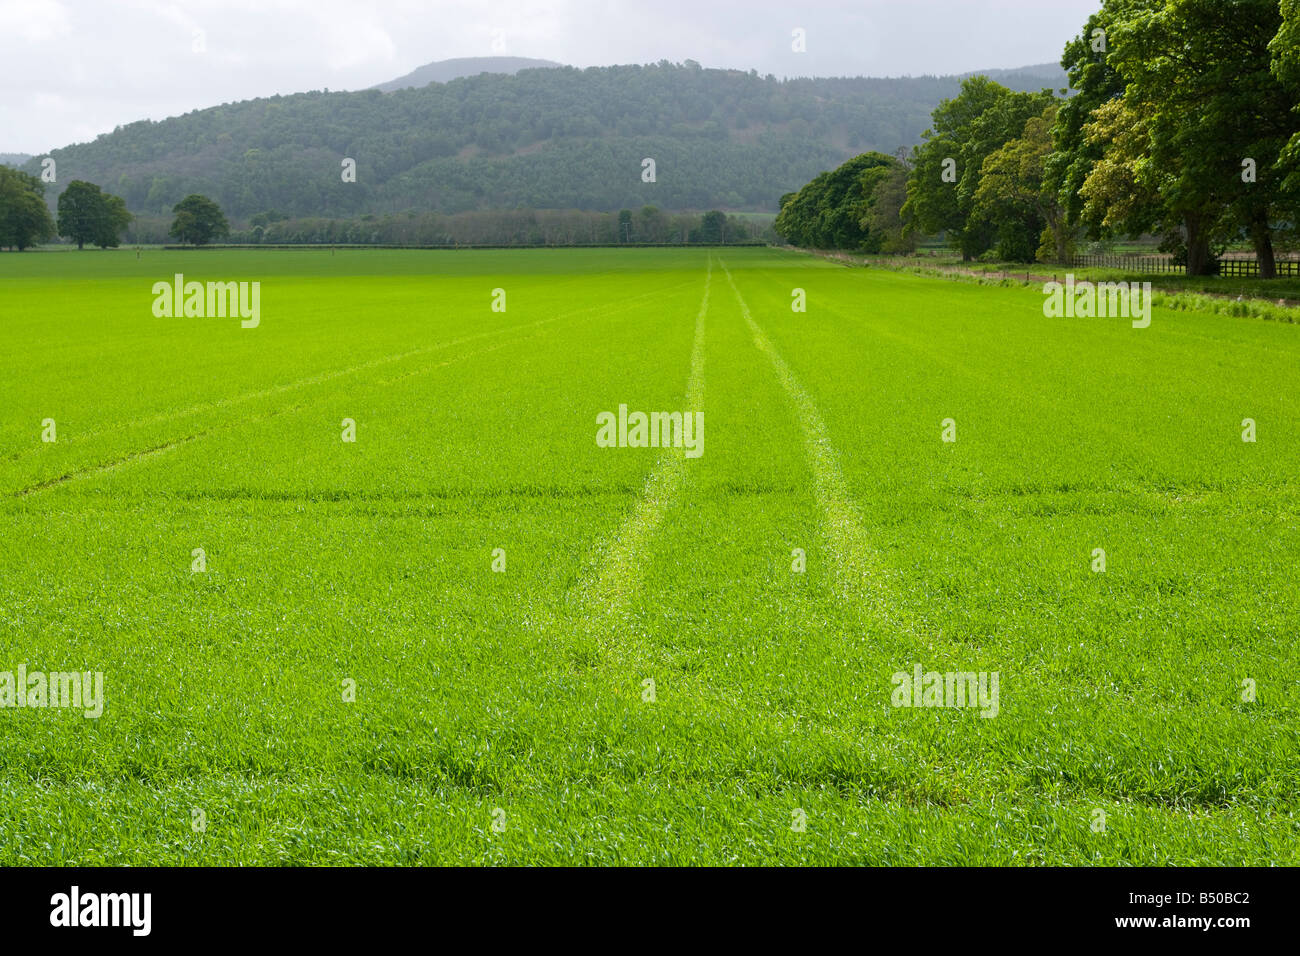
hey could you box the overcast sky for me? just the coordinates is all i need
[1,0,1101,154]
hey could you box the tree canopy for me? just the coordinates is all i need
[169,194,230,246]
[774,152,899,250]
[0,167,56,251]
[904,78,1056,261]
[57,180,132,249]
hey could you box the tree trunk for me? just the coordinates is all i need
[1250,212,1276,279]
[1185,215,1214,276]
[1047,211,1069,264]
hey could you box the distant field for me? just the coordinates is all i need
[0,246,1296,864]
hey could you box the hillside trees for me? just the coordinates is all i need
[214,208,769,246]
[21,62,1067,222]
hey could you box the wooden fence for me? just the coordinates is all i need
[1070,254,1185,274]
[1217,257,1300,278]
[1069,254,1300,277]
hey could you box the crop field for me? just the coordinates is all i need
[0,246,1296,865]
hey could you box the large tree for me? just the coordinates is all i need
[169,194,229,246]
[1046,5,1138,240]
[697,209,726,243]
[1093,0,1298,276]
[0,166,56,251]
[96,193,132,248]
[904,77,1055,260]
[57,180,132,249]
[975,103,1070,263]
[775,151,898,250]
[57,181,103,249]
[1271,0,1300,200]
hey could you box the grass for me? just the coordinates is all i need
[0,246,1296,864]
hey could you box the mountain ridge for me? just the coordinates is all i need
[372,56,565,92]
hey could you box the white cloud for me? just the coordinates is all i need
[0,0,1100,152]
[0,0,71,44]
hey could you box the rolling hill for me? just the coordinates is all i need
[22,60,1067,224]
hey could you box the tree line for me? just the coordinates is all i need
[776,0,1300,278]
[0,171,235,250]
[0,168,768,248]
[173,205,768,247]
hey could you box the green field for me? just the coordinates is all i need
[0,246,1296,865]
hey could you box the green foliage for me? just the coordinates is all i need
[974,104,1069,262]
[169,194,230,246]
[209,208,769,246]
[860,156,917,254]
[56,180,132,249]
[1272,0,1300,193]
[774,152,898,249]
[904,78,1056,260]
[1045,5,1132,237]
[781,3,1300,275]
[775,3,1300,276]
[1051,0,1300,276]
[99,194,132,249]
[696,210,726,243]
[0,166,56,251]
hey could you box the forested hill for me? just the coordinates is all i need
[22,61,1065,223]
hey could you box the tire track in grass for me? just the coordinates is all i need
[13,333,555,497]
[719,259,903,630]
[574,256,710,662]
[12,436,204,497]
[8,280,698,499]
[2,278,697,467]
